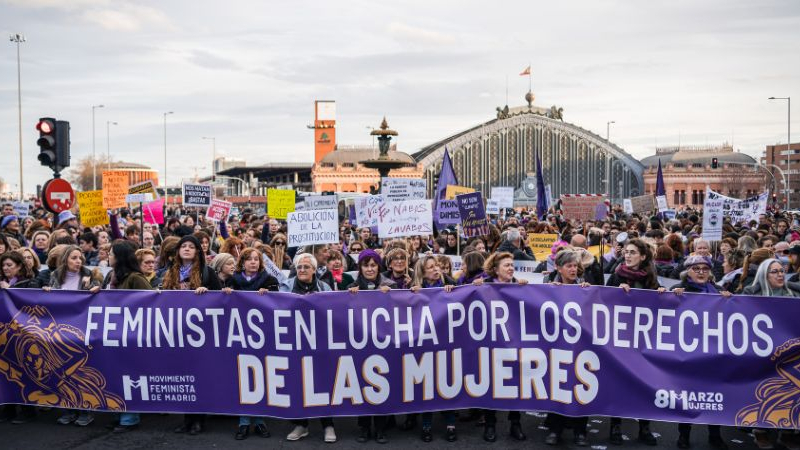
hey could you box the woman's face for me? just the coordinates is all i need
[474,241,486,252]
[349,244,363,254]
[624,244,646,269]
[98,249,108,261]
[438,260,451,274]
[66,250,83,272]
[179,242,197,262]
[719,243,732,255]
[687,264,711,284]
[200,238,209,253]
[361,260,380,281]
[410,236,420,249]
[423,259,440,282]
[244,252,260,273]
[496,257,515,283]
[446,235,456,247]
[98,231,110,246]
[21,251,34,269]
[694,241,711,257]
[221,258,236,277]
[33,234,48,249]
[295,257,315,283]
[140,254,156,276]
[2,259,21,279]
[184,216,195,227]
[0,242,6,254]
[390,256,407,274]
[766,261,786,289]
[327,257,342,272]
[108,249,116,267]
[557,261,579,284]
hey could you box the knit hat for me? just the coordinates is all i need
[176,235,205,268]
[58,210,76,223]
[357,249,381,268]
[684,255,713,269]
[0,215,17,229]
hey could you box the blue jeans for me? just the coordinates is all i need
[120,413,140,426]
[239,416,265,426]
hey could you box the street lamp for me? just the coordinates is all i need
[10,33,25,199]
[769,97,791,208]
[606,120,615,141]
[106,121,117,170]
[202,136,216,178]
[163,111,174,190]
[91,104,104,189]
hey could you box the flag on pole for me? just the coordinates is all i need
[536,152,547,220]
[433,148,460,228]
[519,65,531,76]
[656,159,666,196]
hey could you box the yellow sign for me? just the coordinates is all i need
[267,189,296,220]
[77,190,109,227]
[128,180,159,198]
[102,171,128,209]
[587,245,602,259]
[445,185,475,200]
[528,233,559,260]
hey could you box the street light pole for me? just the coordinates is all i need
[106,121,117,170]
[10,33,25,199]
[163,111,174,193]
[606,120,615,141]
[605,121,615,203]
[769,97,791,208]
[91,104,104,189]
[202,137,216,178]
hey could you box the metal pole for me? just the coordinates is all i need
[788,97,792,209]
[11,34,25,200]
[163,111,173,198]
[107,121,117,170]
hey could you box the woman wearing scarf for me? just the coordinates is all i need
[210,253,236,290]
[326,250,354,291]
[163,235,220,436]
[0,252,39,288]
[473,251,528,443]
[456,251,487,285]
[605,238,661,446]
[545,250,590,447]
[383,248,413,289]
[348,249,394,444]
[669,255,730,450]
[279,253,336,443]
[719,249,746,292]
[403,254,456,442]
[30,230,50,263]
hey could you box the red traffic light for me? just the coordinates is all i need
[36,119,54,134]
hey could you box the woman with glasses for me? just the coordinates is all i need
[279,253,336,443]
[135,248,161,288]
[383,248,413,289]
[269,233,292,269]
[326,250,353,291]
[346,240,365,271]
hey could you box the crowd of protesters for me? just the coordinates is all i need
[0,199,798,449]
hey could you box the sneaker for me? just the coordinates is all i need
[638,425,657,446]
[421,425,433,442]
[357,426,371,443]
[57,412,78,425]
[575,433,589,447]
[546,431,561,445]
[286,425,309,441]
[375,431,388,444]
[778,432,799,450]
[75,412,94,427]
[446,426,457,442]
[324,426,337,443]
[609,424,623,445]
[112,424,139,434]
[753,430,774,450]
[235,425,249,440]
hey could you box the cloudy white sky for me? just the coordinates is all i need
[1,0,798,195]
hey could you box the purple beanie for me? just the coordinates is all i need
[358,249,382,268]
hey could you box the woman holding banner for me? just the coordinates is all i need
[326,250,354,291]
[383,248,413,289]
[348,249,394,444]
[605,238,661,446]
[473,251,528,442]
[545,249,591,447]
[210,253,236,290]
[163,235,220,436]
[279,252,336,443]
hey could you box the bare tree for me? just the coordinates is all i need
[67,155,113,192]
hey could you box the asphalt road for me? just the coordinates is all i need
[0,408,770,450]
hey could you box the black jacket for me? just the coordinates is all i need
[231,271,279,292]
[497,240,535,261]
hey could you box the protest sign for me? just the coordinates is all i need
[11,201,29,218]
[623,199,633,214]
[304,195,338,211]
[560,194,607,221]
[125,193,153,204]
[444,185,474,200]
[544,184,553,209]
[435,198,460,225]
[286,209,339,247]
[630,194,655,213]
[142,198,165,225]
[490,187,515,208]
[207,199,233,222]
[528,233,559,260]
[486,199,500,215]
[378,199,433,238]
[702,189,768,241]
[76,190,109,227]
[456,192,488,237]
[267,189,296,220]
[182,183,212,207]
[263,256,288,283]
[381,178,427,202]
[354,195,386,228]
[102,170,128,209]
[128,180,159,199]
[656,195,669,212]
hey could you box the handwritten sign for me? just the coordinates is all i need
[528,233,559,260]
[267,189,296,220]
[76,190,109,227]
[287,209,339,247]
[183,183,212,207]
[656,195,669,212]
[304,194,338,210]
[381,178,427,202]
[11,201,29,218]
[623,199,634,214]
[354,195,386,228]
[630,194,655,213]
[128,180,159,199]
[560,195,607,221]
[207,199,232,222]
[102,170,128,209]
[486,199,500,215]
[263,256,288,283]
[456,192,488,237]
[445,185,475,200]
[378,199,433,238]
[125,193,153,203]
[491,187,514,208]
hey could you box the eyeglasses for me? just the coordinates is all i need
[690,266,710,273]
[775,250,788,255]
[350,248,363,252]
[274,241,286,246]
[768,269,786,275]
[296,265,314,270]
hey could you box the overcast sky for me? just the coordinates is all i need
[1,0,798,195]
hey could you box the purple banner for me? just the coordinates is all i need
[456,191,488,237]
[0,286,798,429]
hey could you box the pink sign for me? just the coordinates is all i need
[143,198,165,225]
[207,199,232,222]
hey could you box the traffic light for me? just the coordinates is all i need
[36,118,70,174]
[711,157,719,169]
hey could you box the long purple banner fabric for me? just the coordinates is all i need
[1,285,798,429]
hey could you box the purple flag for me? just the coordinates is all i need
[656,159,666,196]
[536,152,547,219]
[456,191,488,237]
[433,149,460,228]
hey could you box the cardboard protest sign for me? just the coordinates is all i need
[267,189,296,220]
[528,233,559,260]
[444,185,474,200]
[207,199,233,222]
[486,199,500,215]
[102,170,128,209]
[76,190,109,227]
[286,209,339,247]
[129,180,159,199]
[656,195,669,212]
[304,194,338,210]
[381,178,427,202]
[263,255,288,283]
[354,195,386,228]
[490,187,514,208]
[11,201,29,218]
[630,194,655,213]
[560,195,607,221]
[183,183,212,207]
[456,192,488,237]
[378,199,433,238]
[143,198,165,225]
[125,193,153,203]
[623,199,634,215]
